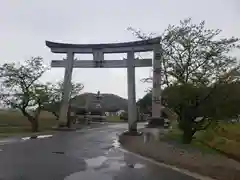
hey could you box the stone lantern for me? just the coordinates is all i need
[95,91,102,109]
[90,91,106,122]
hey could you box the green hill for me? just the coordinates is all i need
[71,93,128,112]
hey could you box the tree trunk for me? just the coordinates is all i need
[66,109,72,128]
[182,129,196,144]
[52,112,59,120]
[179,112,196,144]
[31,119,39,132]
[21,108,39,132]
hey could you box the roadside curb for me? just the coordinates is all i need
[118,134,217,180]
[118,147,216,180]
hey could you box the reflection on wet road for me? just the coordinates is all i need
[0,123,197,180]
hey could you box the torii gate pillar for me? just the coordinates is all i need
[127,51,137,132]
[58,51,74,127]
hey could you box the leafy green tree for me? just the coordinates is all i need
[129,18,240,87]
[130,18,240,143]
[162,68,240,143]
[0,57,48,132]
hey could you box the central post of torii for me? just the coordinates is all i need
[45,37,165,133]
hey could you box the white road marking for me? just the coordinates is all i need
[37,135,53,139]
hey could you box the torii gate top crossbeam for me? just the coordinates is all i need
[45,37,161,54]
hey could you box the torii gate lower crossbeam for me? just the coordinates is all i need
[46,37,164,134]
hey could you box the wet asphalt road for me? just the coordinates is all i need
[0,123,197,180]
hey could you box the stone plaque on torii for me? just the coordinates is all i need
[45,37,164,133]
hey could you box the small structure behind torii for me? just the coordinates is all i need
[45,37,164,133]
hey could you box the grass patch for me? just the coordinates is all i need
[0,110,57,138]
[106,115,124,122]
[166,122,240,159]
[196,123,240,159]
[164,125,218,154]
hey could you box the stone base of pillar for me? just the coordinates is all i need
[122,129,142,136]
[142,127,169,142]
[146,117,169,128]
[58,121,68,127]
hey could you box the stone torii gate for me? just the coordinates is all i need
[46,37,163,133]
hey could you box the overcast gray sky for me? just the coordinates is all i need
[1,0,239,99]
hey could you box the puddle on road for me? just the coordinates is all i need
[85,156,108,168]
[0,139,18,145]
[104,161,125,171]
[64,170,112,180]
[134,163,145,169]
[64,149,146,180]
[64,137,145,180]
[0,140,12,143]
[112,139,120,148]
[65,155,145,180]
[0,149,2,152]
[84,154,145,171]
